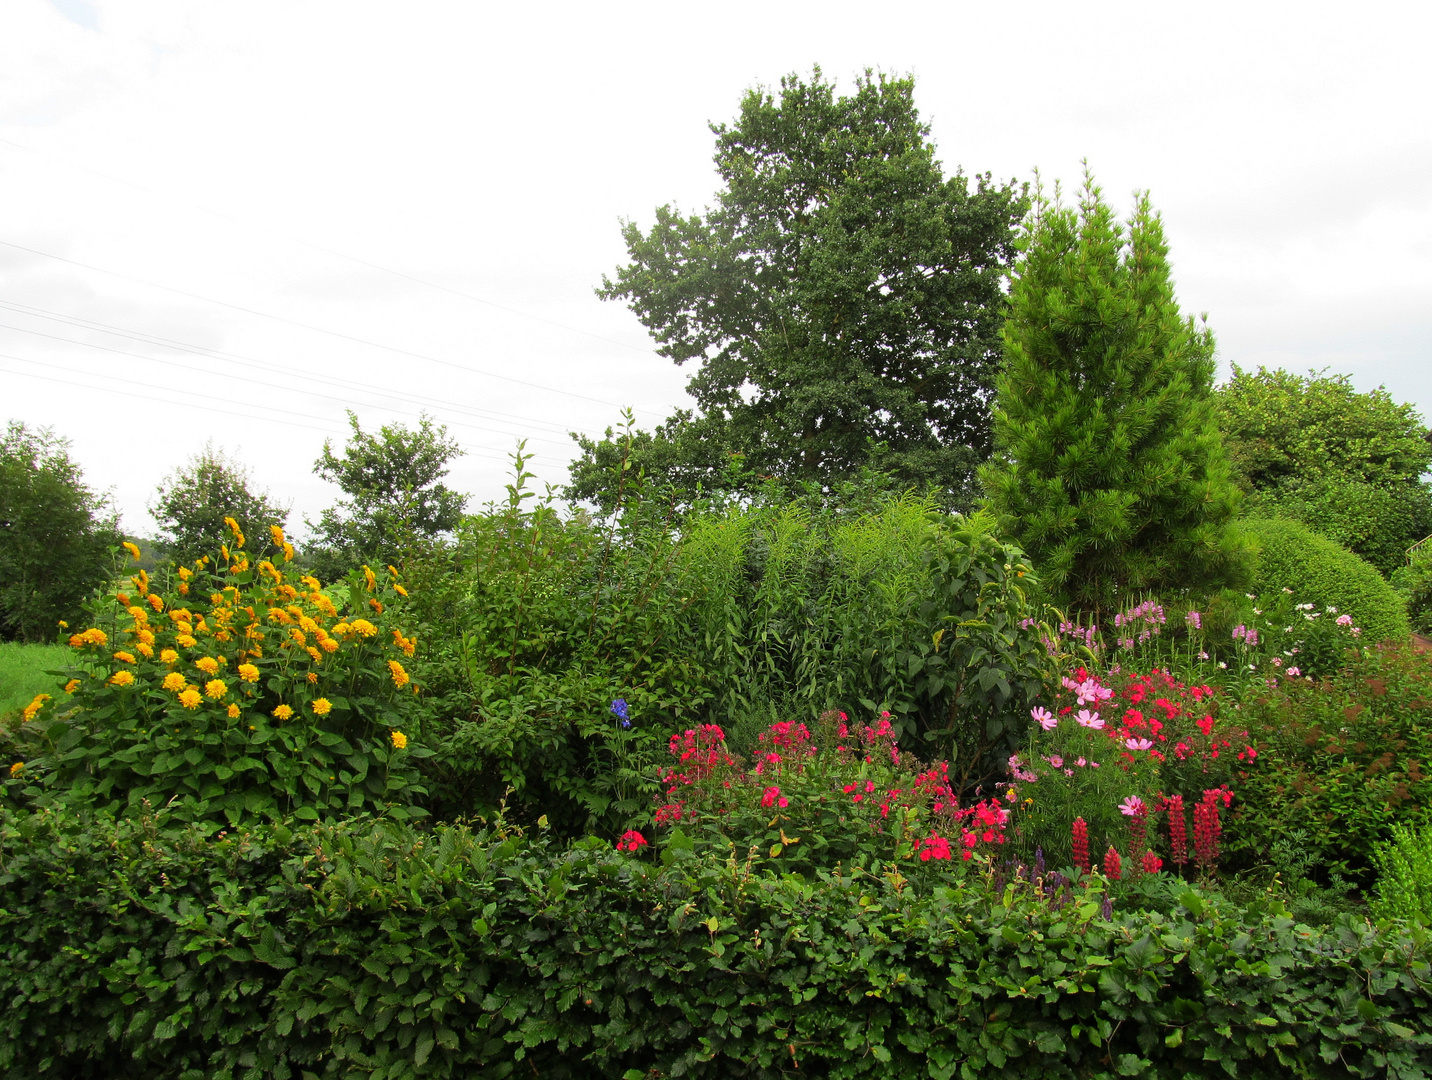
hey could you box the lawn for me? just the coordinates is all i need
[0,641,70,720]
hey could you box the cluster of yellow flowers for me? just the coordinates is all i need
[28,523,418,753]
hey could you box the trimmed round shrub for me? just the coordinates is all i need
[1245,516,1410,643]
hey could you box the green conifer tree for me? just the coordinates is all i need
[981,172,1251,614]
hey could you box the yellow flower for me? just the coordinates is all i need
[312,593,337,618]
[69,627,108,649]
[349,619,377,638]
[306,646,322,664]
[176,634,197,649]
[224,515,243,538]
[300,575,321,591]
[269,524,286,547]
[131,570,149,596]
[394,584,408,598]
[160,649,179,666]
[109,670,135,687]
[390,730,407,750]
[22,694,50,721]
[298,615,319,634]
[272,704,293,720]
[221,543,229,562]
[289,628,308,647]
[369,599,384,615]
[238,663,260,683]
[57,620,68,629]
[163,672,187,692]
[178,688,202,710]
[318,635,338,654]
[178,582,190,595]
[137,628,156,645]
[148,593,164,613]
[112,651,137,664]
[388,660,410,688]
[63,679,81,694]
[311,698,332,716]
[196,656,220,676]
[177,566,193,581]
[136,643,154,659]
[362,566,377,592]
[9,761,23,777]
[123,541,141,561]
[388,565,399,578]
[306,672,318,684]
[392,630,416,657]
[227,703,240,719]
[282,541,295,563]
[204,679,227,699]
[331,622,351,637]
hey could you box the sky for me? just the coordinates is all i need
[2,0,1429,540]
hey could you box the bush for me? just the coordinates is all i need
[1226,641,1432,889]
[408,465,1050,832]
[1373,820,1432,925]
[2,520,430,827]
[1245,517,1410,644]
[2,807,1430,1079]
[1390,547,1432,635]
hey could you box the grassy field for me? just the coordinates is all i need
[0,642,71,719]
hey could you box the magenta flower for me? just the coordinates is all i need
[1030,706,1056,730]
[1075,709,1104,730]
[1124,736,1153,752]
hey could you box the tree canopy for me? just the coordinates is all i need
[0,421,121,641]
[579,67,1026,507]
[149,443,288,566]
[981,174,1250,613]
[1216,367,1432,574]
[307,411,466,579]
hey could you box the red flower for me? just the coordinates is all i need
[1072,817,1090,873]
[1104,846,1122,881]
[760,785,789,809]
[917,834,952,861]
[1141,850,1163,874]
[616,830,648,852]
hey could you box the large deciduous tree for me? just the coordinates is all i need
[1216,367,1432,575]
[981,174,1251,613]
[307,411,466,579]
[583,67,1026,507]
[149,443,288,566]
[0,421,121,641]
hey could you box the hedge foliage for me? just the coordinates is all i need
[4,808,1431,1080]
[1246,517,1411,644]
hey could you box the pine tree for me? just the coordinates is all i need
[981,172,1250,613]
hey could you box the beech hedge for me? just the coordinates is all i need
[2,809,1431,1080]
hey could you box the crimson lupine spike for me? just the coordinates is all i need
[1072,817,1090,874]
[1193,789,1226,874]
[1104,846,1122,881]
[1141,850,1164,874]
[1166,795,1188,867]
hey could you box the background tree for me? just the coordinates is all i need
[0,421,121,641]
[149,443,288,565]
[582,67,1027,508]
[1216,367,1432,576]
[981,174,1251,614]
[307,410,467,580]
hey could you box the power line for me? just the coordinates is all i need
[0,236,655,414]
[0,297,584,442]
[0,297,584,441]
[0,316,580,455]
[0,134,658,357]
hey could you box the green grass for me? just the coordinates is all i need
[0,642,70,719]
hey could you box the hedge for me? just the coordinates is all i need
[1246,517,1411,643]
[2,809,1431,1079]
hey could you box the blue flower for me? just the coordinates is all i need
[610,698,630,728]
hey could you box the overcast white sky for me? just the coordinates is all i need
[3,0,1429,539]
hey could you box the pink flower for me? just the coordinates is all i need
[761,786,788,809]
[1124,737,1153,752]
[1031,706,1056,730]
[1075,709,1104,730]
[1118,795,1145,817]
[1286,666,1301,677]
[1046,755,1064,768]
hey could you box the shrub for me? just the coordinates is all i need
[1390,547,1432,635]
[1372,820,1432,925]
[1245,517,1410,644]
[2,520,429,827]
[2,807,1430,1079]
[1226,641,1432,889]
[408,461,1050,831]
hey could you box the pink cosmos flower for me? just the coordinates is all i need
[1030,706,1056,730]
[1124,737,1153,752]
[1075,709,1104,730]
[1118,795,1145,817]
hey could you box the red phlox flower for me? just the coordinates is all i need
[760,785,788,809]
[616,830,648,852]
[916,834,952,861]
[1195,715,1214,737]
